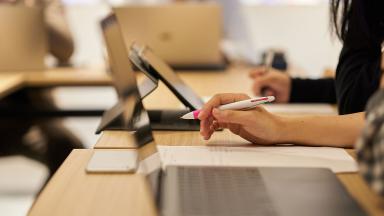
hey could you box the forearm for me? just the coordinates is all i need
[279,112,365,147]
[289,78,337,104]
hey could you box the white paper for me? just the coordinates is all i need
[157,146,357,173]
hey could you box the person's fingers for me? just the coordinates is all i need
[200,116,216,140]
[206,116,215,139]
[215,122,243,136]
[200,119,209,138]
[207,126,215,140]
[252,73,277,96]
[249,67,266,78]
[212,121,220,130]
[212,108,249,125]
[198,93,250,120]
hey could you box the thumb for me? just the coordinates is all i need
[212,108,248,125]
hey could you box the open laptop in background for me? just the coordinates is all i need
[114,4,227,70]
[216,0,260,65]
[91,14,366,216]
[0,5,47,71]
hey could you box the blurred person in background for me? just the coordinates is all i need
[0,0,74,65]
[199,0,383,147]
[250,0,384,115]
[0,0,83,179]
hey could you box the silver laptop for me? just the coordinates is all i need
[0,5,47,71]
[114,4,226,70]
[100,14,366,216]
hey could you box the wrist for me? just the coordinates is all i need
[274,115,298,144]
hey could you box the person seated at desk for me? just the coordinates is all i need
[199,0,383,147]
[0,0,74,66]
[249,3,384,115]
[0,0,82,177]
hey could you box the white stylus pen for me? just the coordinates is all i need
[181,96,275,120]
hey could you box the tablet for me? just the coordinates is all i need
[130,43,204,110]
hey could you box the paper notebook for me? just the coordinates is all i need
[152,145,357,173]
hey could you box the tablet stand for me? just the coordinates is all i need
[95,75,199,134]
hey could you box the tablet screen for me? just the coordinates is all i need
[135,45,204,110]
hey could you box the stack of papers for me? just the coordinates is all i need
[156,146,357,173]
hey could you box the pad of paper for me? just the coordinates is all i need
[157,146,357,173]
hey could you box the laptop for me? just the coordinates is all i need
[94,14,366,216]
[114,4,227,70]
[0,5,47,71]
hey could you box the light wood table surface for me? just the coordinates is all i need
[29,149,157,216]
[0,67,112,99]
[30,129,384,216]
[29,65,384,216]
[0,73,25,98]
[23,67,111,87]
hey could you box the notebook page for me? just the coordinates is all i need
[157,146,357,173]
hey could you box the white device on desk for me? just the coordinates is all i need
[114,4,226,70]
[0,5,47,71]
[86,150,138,173]
[89,14,366,216]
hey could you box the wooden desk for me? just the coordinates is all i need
[29,65,384,215]
[30,130,384,216]
[0,67,111,100]
[0,64,249,101]
[29,149,157,216]
[23,68,111,87]
[0,73,25,98]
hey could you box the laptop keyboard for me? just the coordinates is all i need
[177,167,277,216]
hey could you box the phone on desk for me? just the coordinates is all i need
[86,150,138,173]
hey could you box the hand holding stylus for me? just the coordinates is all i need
[196,93,283,145]
[181,96,275,120]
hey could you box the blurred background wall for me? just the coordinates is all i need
[65,2,341,78]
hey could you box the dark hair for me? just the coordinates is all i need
[330,0,352,41]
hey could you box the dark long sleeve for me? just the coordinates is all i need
[335,45,381,115]
[289,78,336,104]
[334,1,383,115]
